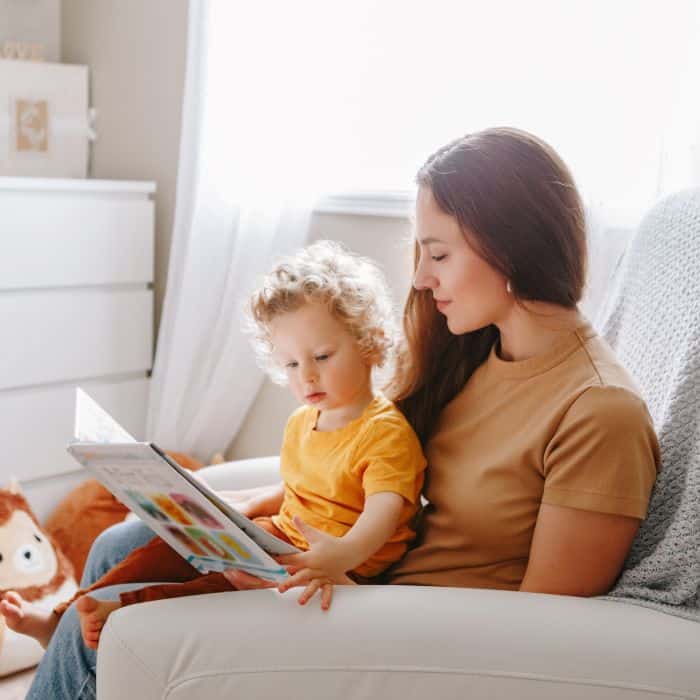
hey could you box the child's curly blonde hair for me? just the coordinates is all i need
[247,240,396,384]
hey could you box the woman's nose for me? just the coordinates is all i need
[413,263,436,291]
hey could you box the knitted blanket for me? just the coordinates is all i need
[596,188,700,621]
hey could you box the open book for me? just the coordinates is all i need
[66,389,298,583]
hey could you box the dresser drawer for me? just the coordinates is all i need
[1,288,153,390]
[0,377,150,481]
[0,190,154,289]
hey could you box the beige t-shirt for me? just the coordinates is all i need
[387,320,660,590]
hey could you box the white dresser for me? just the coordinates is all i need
[0,177,155,509]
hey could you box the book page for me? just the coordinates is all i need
[74,388,136,444]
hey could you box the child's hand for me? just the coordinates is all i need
[277,516,358,601]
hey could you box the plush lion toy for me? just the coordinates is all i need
[0,481,78,676]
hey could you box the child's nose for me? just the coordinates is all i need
[302,365,318,383]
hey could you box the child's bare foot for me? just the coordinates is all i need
[76,595,121,650]
[0,591,59,649]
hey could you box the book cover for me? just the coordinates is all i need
[67,389,298,582]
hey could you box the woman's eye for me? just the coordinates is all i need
[431,254,447,262]
[285,361,298,369]
[315,354,329,361]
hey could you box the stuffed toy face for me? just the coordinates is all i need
[0,483,78,678]
[0,484,72,602]
[0,507,57,592]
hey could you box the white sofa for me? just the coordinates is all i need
[96,456,700,700]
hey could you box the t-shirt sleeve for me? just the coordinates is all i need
[542,385,660,519]
[355,417,427,505]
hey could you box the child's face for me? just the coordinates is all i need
[269,302,373,412]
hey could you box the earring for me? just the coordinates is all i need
[506,280,512,294]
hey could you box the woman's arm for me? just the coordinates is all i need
[519,503,640,597]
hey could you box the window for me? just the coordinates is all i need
[208,1,699,224]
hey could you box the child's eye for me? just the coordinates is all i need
[285,361,299,369]
[431,254,447,262]
[315,354,330,361]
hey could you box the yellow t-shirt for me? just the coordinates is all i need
[388,319,660,590]
[272,393,426,578]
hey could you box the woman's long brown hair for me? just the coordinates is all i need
[386,127,587,443]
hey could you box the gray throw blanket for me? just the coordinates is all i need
[596,188,700,621]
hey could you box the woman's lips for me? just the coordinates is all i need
[435,300,451,312]
[306,392,326,403]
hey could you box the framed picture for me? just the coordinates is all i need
[0,59,88,178]
[15,99,49,153]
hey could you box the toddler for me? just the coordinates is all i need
[1,240,426,649]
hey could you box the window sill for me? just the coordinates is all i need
[314,191,415,218]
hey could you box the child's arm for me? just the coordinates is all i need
[278,491,405,586]
[329,491,405,571]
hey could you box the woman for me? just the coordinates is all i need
[21,127,660,698]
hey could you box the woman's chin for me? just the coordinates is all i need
[446,316,490,336]
[445,315,468,335]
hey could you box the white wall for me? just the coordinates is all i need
[0,0,61,61]
[61,0,189,334]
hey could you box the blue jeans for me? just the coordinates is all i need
[26,520,156,700]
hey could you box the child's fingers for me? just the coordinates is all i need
[298,579,322,605]
[320,582,333,611]
[278,568,312,591]
[278,567,324,591]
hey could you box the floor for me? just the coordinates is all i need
[0,667,36,699]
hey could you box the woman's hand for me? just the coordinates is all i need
[222,568,278,590]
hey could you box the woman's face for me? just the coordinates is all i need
[413,186,510,334]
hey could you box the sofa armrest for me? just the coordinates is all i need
[97,585,700,700]
[197,456,281,490]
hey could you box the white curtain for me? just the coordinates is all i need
[149,0,700,458]
[147,0,313,459]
